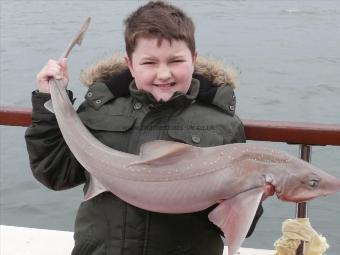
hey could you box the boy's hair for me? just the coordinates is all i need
[124,1,195,59]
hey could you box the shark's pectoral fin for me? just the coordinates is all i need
[84,174,109,201]
[129,140,198,166]
[208,187,264,255]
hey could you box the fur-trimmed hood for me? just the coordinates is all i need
[80,55,238,89]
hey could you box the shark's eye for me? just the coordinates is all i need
[308,179,319,188]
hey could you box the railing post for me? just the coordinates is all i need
[295,144,312,255]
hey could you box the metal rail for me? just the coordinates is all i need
[295,145,312,255]
[1,106,340,255]
[1,106,340,145]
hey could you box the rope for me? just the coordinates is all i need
[274,218,329,255]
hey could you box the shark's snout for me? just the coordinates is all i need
[319,175,340,198]
[336,179,340,191]
[328,175,340,190]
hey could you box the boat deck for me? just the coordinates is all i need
[0,225,275,255]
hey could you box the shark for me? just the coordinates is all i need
[48,78,340,255]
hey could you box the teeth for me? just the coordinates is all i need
[154,83,176,87]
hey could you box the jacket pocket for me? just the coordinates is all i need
[80,114,136,152]
[168,126,224,147]
[81,114,136,132]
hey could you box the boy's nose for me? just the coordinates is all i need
[157,65,172,80]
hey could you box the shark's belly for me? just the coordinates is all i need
[98,170,240,213]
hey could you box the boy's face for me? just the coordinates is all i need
[126,37,197,102]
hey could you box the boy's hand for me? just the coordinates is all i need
[36,58,69,93]
[261,184,275,202]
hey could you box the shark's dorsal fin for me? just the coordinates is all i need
[130,140,195,166]
[208,187,264,255]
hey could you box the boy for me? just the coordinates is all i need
[26,1,269,254]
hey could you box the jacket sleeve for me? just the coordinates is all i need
[25,90,86,190]
[230,116,264,238]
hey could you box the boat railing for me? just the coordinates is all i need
[1,106,340,255]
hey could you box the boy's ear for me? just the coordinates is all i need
[124,54,135,78]
[192,51,198,64]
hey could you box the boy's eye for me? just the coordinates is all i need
[171,59,184,63]
[142,62,155,65]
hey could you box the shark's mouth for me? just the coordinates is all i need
[278,193,313,203]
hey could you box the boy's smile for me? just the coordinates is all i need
[126,37,197,102]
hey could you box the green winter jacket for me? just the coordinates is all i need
[25,57,263,255]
